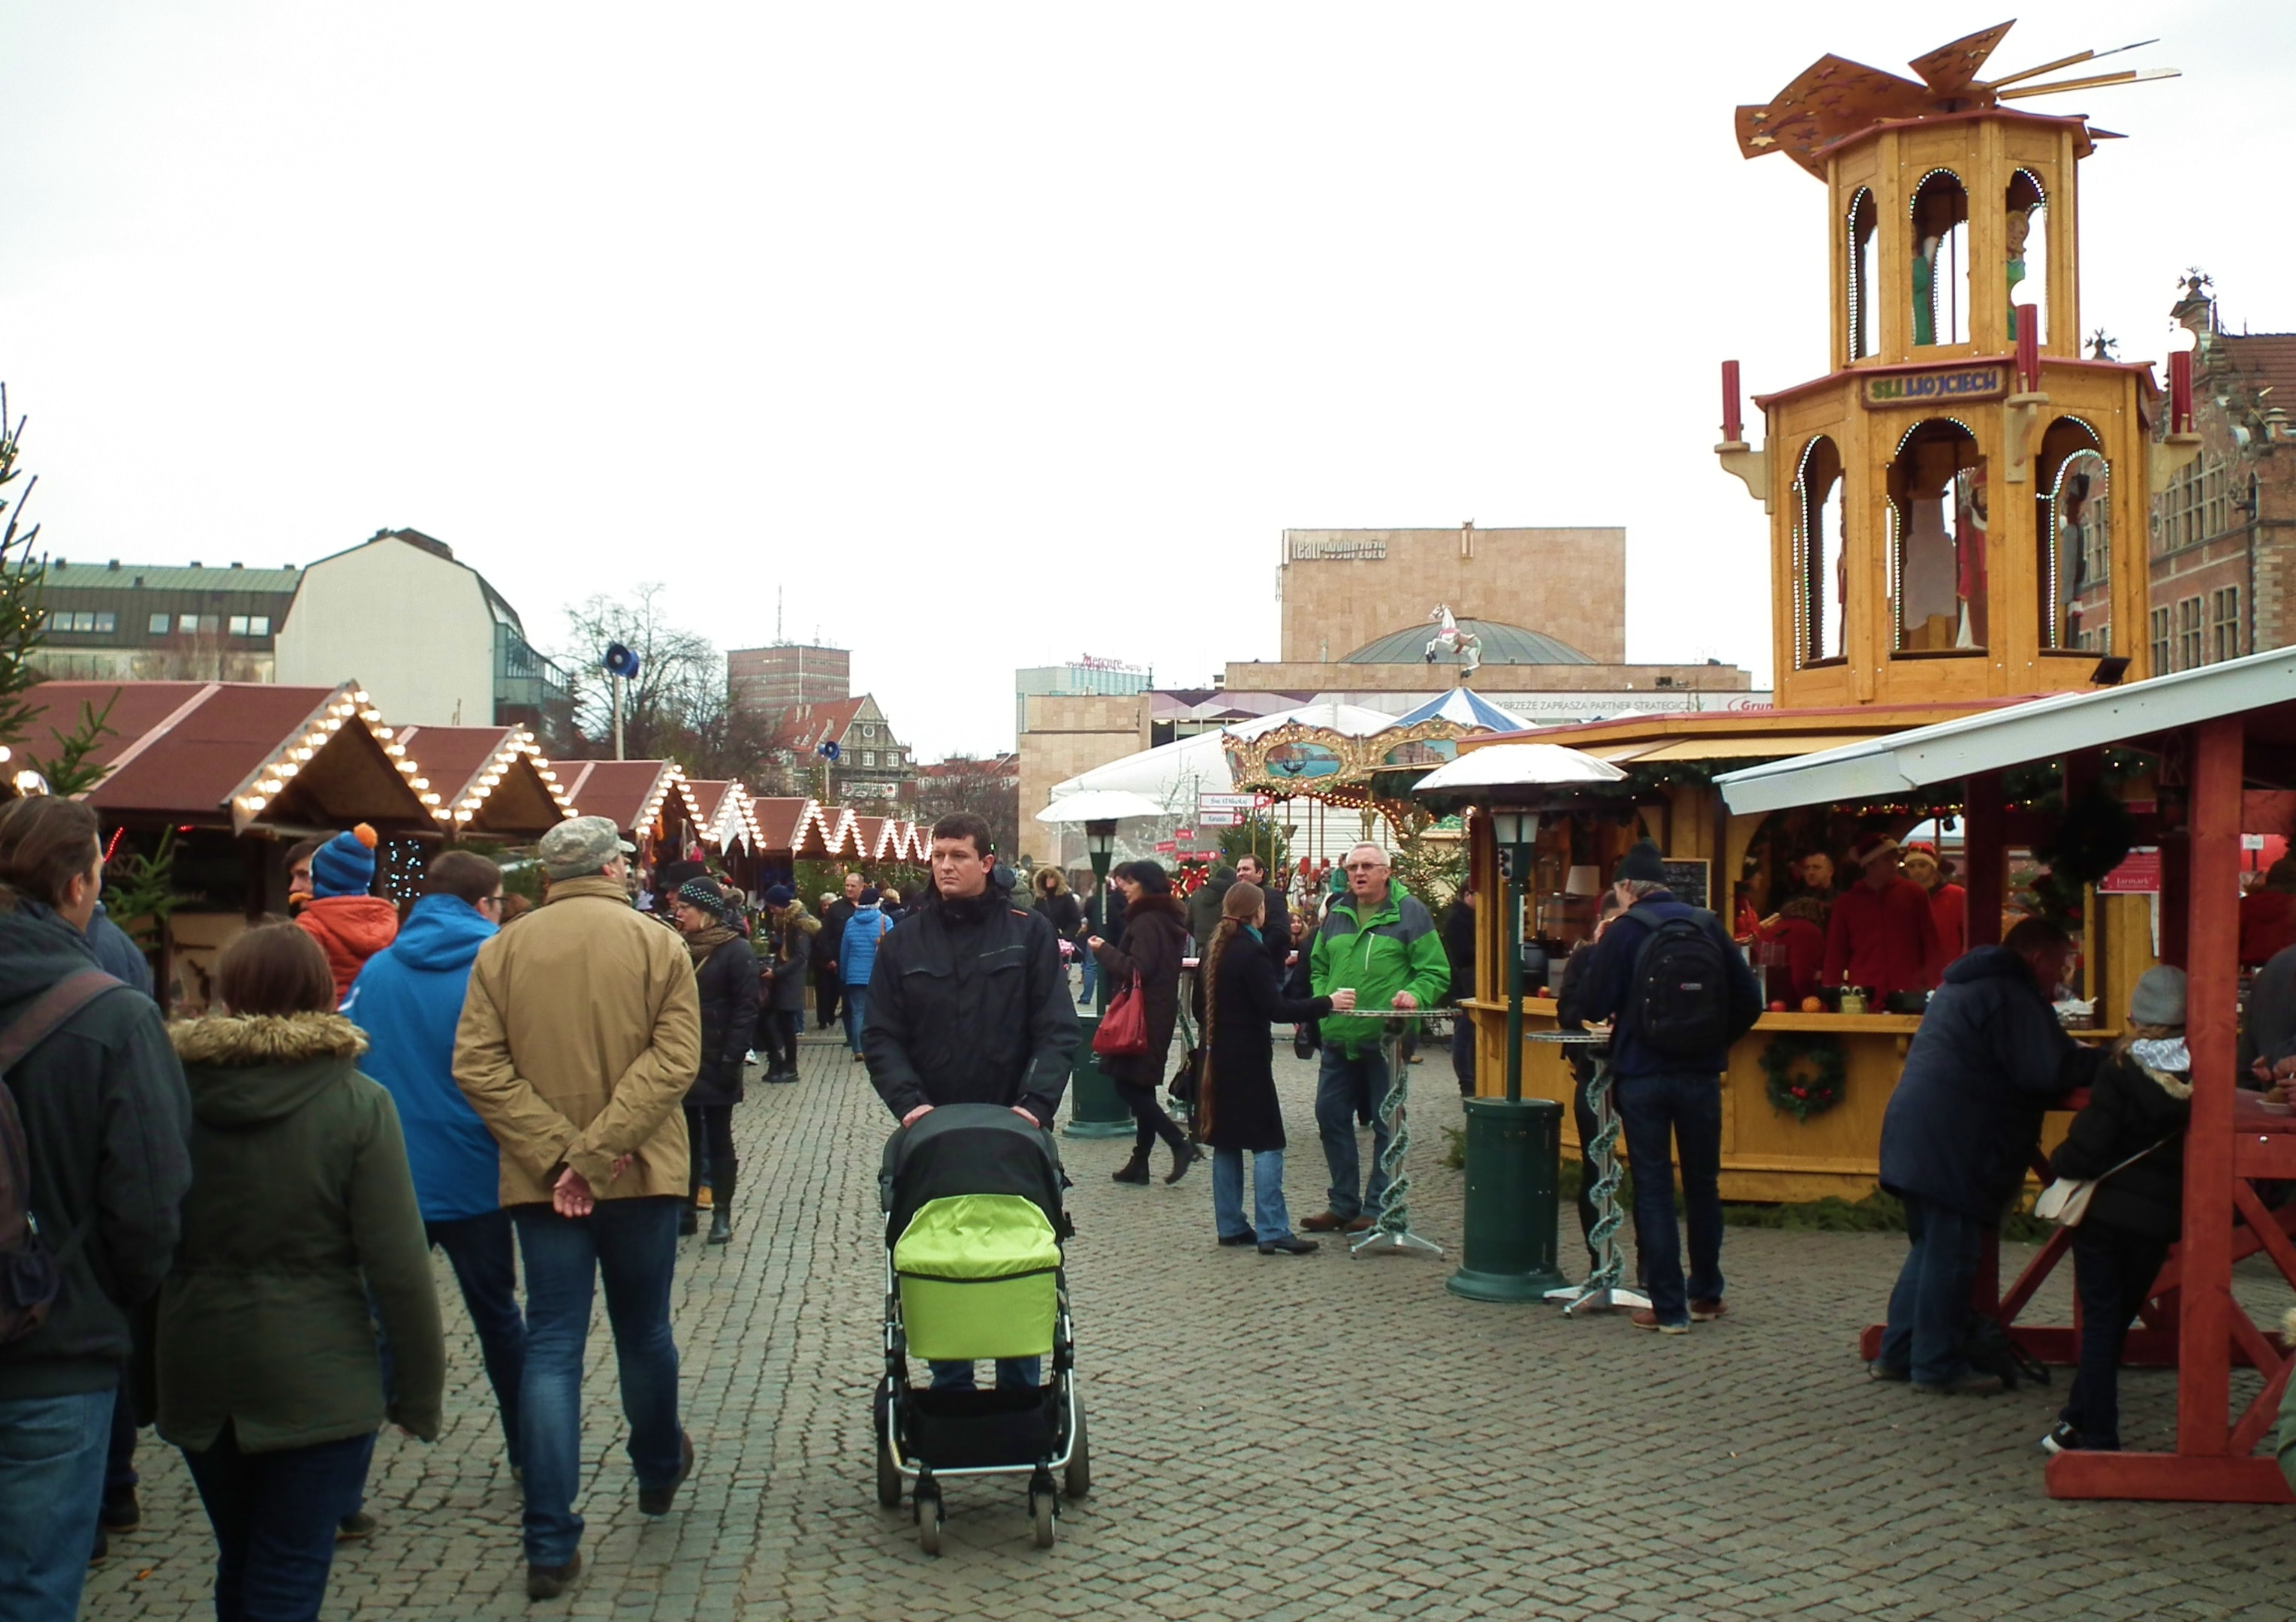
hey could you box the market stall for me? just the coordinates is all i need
[559,757,704,885]
[393,723,577,840]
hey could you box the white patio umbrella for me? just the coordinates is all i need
[1032,789,1170,824]
[1413,742,1626,791]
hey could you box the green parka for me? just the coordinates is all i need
[157,1012,444,1453]
[1308,877,1452,1054]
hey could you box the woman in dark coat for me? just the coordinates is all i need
[1088,859,1197,1184]
[755,885,810,1084]
[1197,880,1347,1253]
[673,879,759,1243]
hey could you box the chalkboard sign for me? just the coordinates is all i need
[1659,858,1710,912]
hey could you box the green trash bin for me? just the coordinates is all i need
[1445,1096,1567,1301]
[1063,1013,1133,1138]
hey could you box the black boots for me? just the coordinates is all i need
[708,1169,735,1244]
[1164,1141,1204,1184]
[1111,1149,1152,1184]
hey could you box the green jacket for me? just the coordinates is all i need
[158,1012,444,1453]
[1309,878,1451,1054]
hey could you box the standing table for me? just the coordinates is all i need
[1533,1030,1650,1314]
[1353,1011,1447,1259]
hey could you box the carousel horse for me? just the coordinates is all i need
[1424,604,1483,674]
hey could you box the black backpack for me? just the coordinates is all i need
[1629,914,1732,1058]
[0,969,124,1347]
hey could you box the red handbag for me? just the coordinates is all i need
[1092,973,1149,1057]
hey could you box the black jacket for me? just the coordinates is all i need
[686,935,759,1107]
[1880,945,2102,1221]
[1188,869,1236,953]
[1573,891,1761,1078]
[1199,930,1328,1152]
[2048,1046,2189,1243]
[759,915,812,1013]
[1089,891,1189,1089]
[1440,899,1477,1005]
[818,897,857,980]
[2240,942,2296,1081]
[1033,887,1084,942]
[0,901,192,1400]
[864,882,1080,1127]
[1258,885,1292,981]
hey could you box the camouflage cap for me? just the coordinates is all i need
[539,815,635,879]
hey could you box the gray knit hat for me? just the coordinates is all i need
[2128,964,2187,1027]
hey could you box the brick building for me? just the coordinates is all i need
[2148,282,2296,674]
[728,641,849,717]
[766,693,914,802]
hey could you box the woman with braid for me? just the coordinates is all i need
[1195,879,1352,1255]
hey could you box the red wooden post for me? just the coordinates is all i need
[1721,360,1743,443]
[2159,835,2190,968]
[2017,320,2040,393]
[2170,349,2195,435]
[1963,772,2004,948]
[2177,717,2242,1455]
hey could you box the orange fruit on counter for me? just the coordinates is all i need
[1800,996,1824,1013]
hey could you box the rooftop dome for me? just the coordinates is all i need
[1340,619,1597,666]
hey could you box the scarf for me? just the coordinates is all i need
[684,924,739,967]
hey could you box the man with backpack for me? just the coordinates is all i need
[1573,840,1762,1334]
[0,797,191,1620]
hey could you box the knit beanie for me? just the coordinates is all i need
[764,884,794,908]
[1613,840,1666,886]
[676,877,737,927]
[2128,964,2187,1027]
[860,886,882,906]
[311,824,378,898]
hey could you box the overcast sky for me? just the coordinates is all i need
[2,5,2288,757]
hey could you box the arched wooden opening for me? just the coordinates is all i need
[1846,188,1877,360]
[2035,416,2109,652]
[1888,418,1986,655]
[2005,169,2047,345]
[1910,169,1970,348]
[1793,435,1846,665]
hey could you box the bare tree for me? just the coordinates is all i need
[557,586,778,783]
[908,755,1020,864]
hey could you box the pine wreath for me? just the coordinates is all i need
[1761,1033,1848,1123]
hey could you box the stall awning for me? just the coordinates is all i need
[1715,647,2296,815]
[395,725,576,837]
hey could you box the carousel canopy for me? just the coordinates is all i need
[1386,688,1538,734]
[1713,645,2296,815]
[1035,789,1168,824]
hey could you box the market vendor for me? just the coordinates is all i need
[1788,849,1839,922]
[1822,833,1942,1002]
[1749,895,1827,1007]
[1901,842,1967,973]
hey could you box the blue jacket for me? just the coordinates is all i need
[1572,892,1761,1078]
[840,904,891,988]
[86,904,154,997]
[1879,945,2102,1221]
[341,894,499,1223]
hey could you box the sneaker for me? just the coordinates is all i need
[637,1432,695,1517]
[2039,1421,2087,1455]
[100,1486,140,1534]
[1689,1298,1728,1322]
[1911,1373,2005,1397]
[743,1049,758,1065]
[1867,1361,1911,1382]
[336,1510,377,1542]
[1300,1211,1349,1233]
[1258,1235,1319,1256]
[1630,1309,1690,1335]
[527,1551,583,1600]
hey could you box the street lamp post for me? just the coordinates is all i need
[1447,806,1567,1302]
[1063,816,1133,1138]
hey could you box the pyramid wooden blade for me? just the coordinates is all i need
[1909,20,2017,95]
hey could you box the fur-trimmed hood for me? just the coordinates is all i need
[1031,865,1071,900]
[170,1013,370,1127]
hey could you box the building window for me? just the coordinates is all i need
[861,750,877,767]
[249,614,269,637]
[2150,606,2171,673]
[229,615,249,637]
[862,723,877,740]
[93,611,113,634]
[2177,595,2203,671]
[149,612,170,635]
[2156,455,2228,555]
[2211,587,2241,663]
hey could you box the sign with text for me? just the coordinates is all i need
[1197,793,1273,811]
[1197,809,1243,827]
[2100,846,2161,894]
[1154,840,1177,854]
[1864,363,2011,409]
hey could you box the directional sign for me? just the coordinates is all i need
[1197,810,1243,827]
[1197,792,1273,812]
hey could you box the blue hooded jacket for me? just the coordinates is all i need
[841,903,891,988]
[341,893,499,1223]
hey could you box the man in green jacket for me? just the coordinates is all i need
[1303,844,1451,1232]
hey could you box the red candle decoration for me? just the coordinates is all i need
[2016,321,2039,393]
[2170,348,2194,433]
[1721,359,1743,443]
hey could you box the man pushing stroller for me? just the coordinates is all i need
[862,811,1080,1390]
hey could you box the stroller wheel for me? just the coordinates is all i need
[1031,1485,1057,1548]
[1064,1400,1091,1500]
[916,1489,943,1556]
[875,1431,903,1509]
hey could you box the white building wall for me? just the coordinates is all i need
[274,541,497,725]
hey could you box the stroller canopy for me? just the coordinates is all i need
[881,1103,1069,1241]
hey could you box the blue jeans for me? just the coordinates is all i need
[842,987,870,1053]
[928,1358,1041,1392]
[1079,954,1098,1005]
[180,1424,372,1621]
[1314,1045,1392,1221]
[0,1386,113,1621]
[1613,1070,1725,1325]
[1213,1147,1290,1243]
[1879,1193,1985,1384]
[1450,1015,1477,1096]
[514,1198,685,1567]
[428,1210,526,1465]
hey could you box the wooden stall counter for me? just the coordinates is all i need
[1463,999,2105,1204]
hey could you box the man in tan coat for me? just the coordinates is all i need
[454,816,701,1600]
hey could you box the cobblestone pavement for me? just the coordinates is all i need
[83,1031,2296,1620]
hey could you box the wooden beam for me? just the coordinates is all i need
[1963,771,2005,948]
[2177,716,2243,1456]
[2046,1451,2293,1503]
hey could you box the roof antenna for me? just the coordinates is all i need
[776,586,784,644]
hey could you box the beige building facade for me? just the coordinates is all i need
[1278,526,1626,665]
[1014,692,1153,854]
